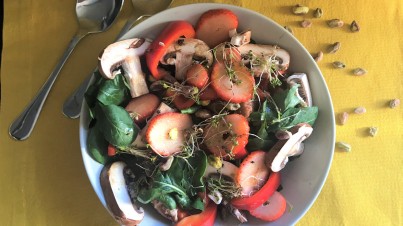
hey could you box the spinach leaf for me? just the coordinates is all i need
[137,153,207,211]
[247,100,277,151]
[96,104,138,148]
[278,106,318,130]
[272,84,302,112]
[97,73,130,106]
[86,125,109,164]
[284,84,302,111]
[84,71,104,109]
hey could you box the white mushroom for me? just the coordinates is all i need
[100,161,144,226]
[98,38,151,98]
[270,123,313,172]
[204,160,239,181]
[229,29,252,46]
[286,73,313,107]
[238,43,290,75]
[151,200,179,222]
[160,38,213,81]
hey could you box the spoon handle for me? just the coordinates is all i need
[62,16,148,119]
[9,34,85,140]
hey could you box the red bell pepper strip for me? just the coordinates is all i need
[231,171,281,211]
[107,144,117,156]
[175,202,217,226]
[146,21,196,80]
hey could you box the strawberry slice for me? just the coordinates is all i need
[214,44,241,64]
[236,150,271,197]
[196,9,238,48]
[203,114,249,159]
[125,93,161,125]
[146,112,193,156]
[199,86,218,101]
[210,62,255,103]
[249,191,287,222]
[165,88,196,110]
[185,64,209,89]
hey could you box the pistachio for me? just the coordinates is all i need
[354,107,366,114]
[300,20,312,28]
[327,19,344,28]
[353,68,367,76]
[339,112,348,125]
[314,51,324,62]
[284,26,294,35]
[313,8,323,18]
[333,61,346,69]
[195,109,212,119]
[350,20,360,32]
[336,142,351,152]
[368,127,378,137]
[328,42,341,53]
[389,99,400,109]
[292,4,309,15]
[226,103,241,111]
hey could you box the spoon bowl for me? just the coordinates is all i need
[9,0,124,140]
[62,0,173,119]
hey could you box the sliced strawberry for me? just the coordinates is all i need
[236,150,271,197]
[185,64,209,89]
[196,9,238,48]
[203,114,249,159]
[125,93,161,125]
[249,191,287,222]
[165,88,195,110]
[210,62,255,103]
[199,86,218,101]
[146,112,193,156]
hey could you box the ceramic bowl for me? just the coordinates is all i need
[80,3,335,225]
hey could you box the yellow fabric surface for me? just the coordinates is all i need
[1,0,402,225]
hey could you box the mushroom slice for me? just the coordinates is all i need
[151,200,179,222]
[238,44,290,75]
[270,123,313,172]
[204,160,239,181]
[100,161,144,226]
[99,38,151,98]
[160,38,213,81]
[229,29,252,47]
[286,73,313,107]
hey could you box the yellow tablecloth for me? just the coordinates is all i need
[1,0,402,225]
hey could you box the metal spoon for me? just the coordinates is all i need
[9,0,124,141]
[62,0,173,119]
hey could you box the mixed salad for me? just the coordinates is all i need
[85,8,318,226]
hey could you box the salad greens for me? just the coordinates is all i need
[137,151,207,211]
[247,84,318,151]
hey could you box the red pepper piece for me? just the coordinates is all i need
[231,171,281,211]
[175,202,217,226]
[146,21,196,80]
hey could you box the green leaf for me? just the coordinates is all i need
[137,154,207,211]
[85,72,104,109]
[278,106,319,130]
[191,197,205,211]
[96,104,138,148]
[187,151,207,195]
[86,126,108,164]
[96,74,130,106]
[284,84,302,111]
